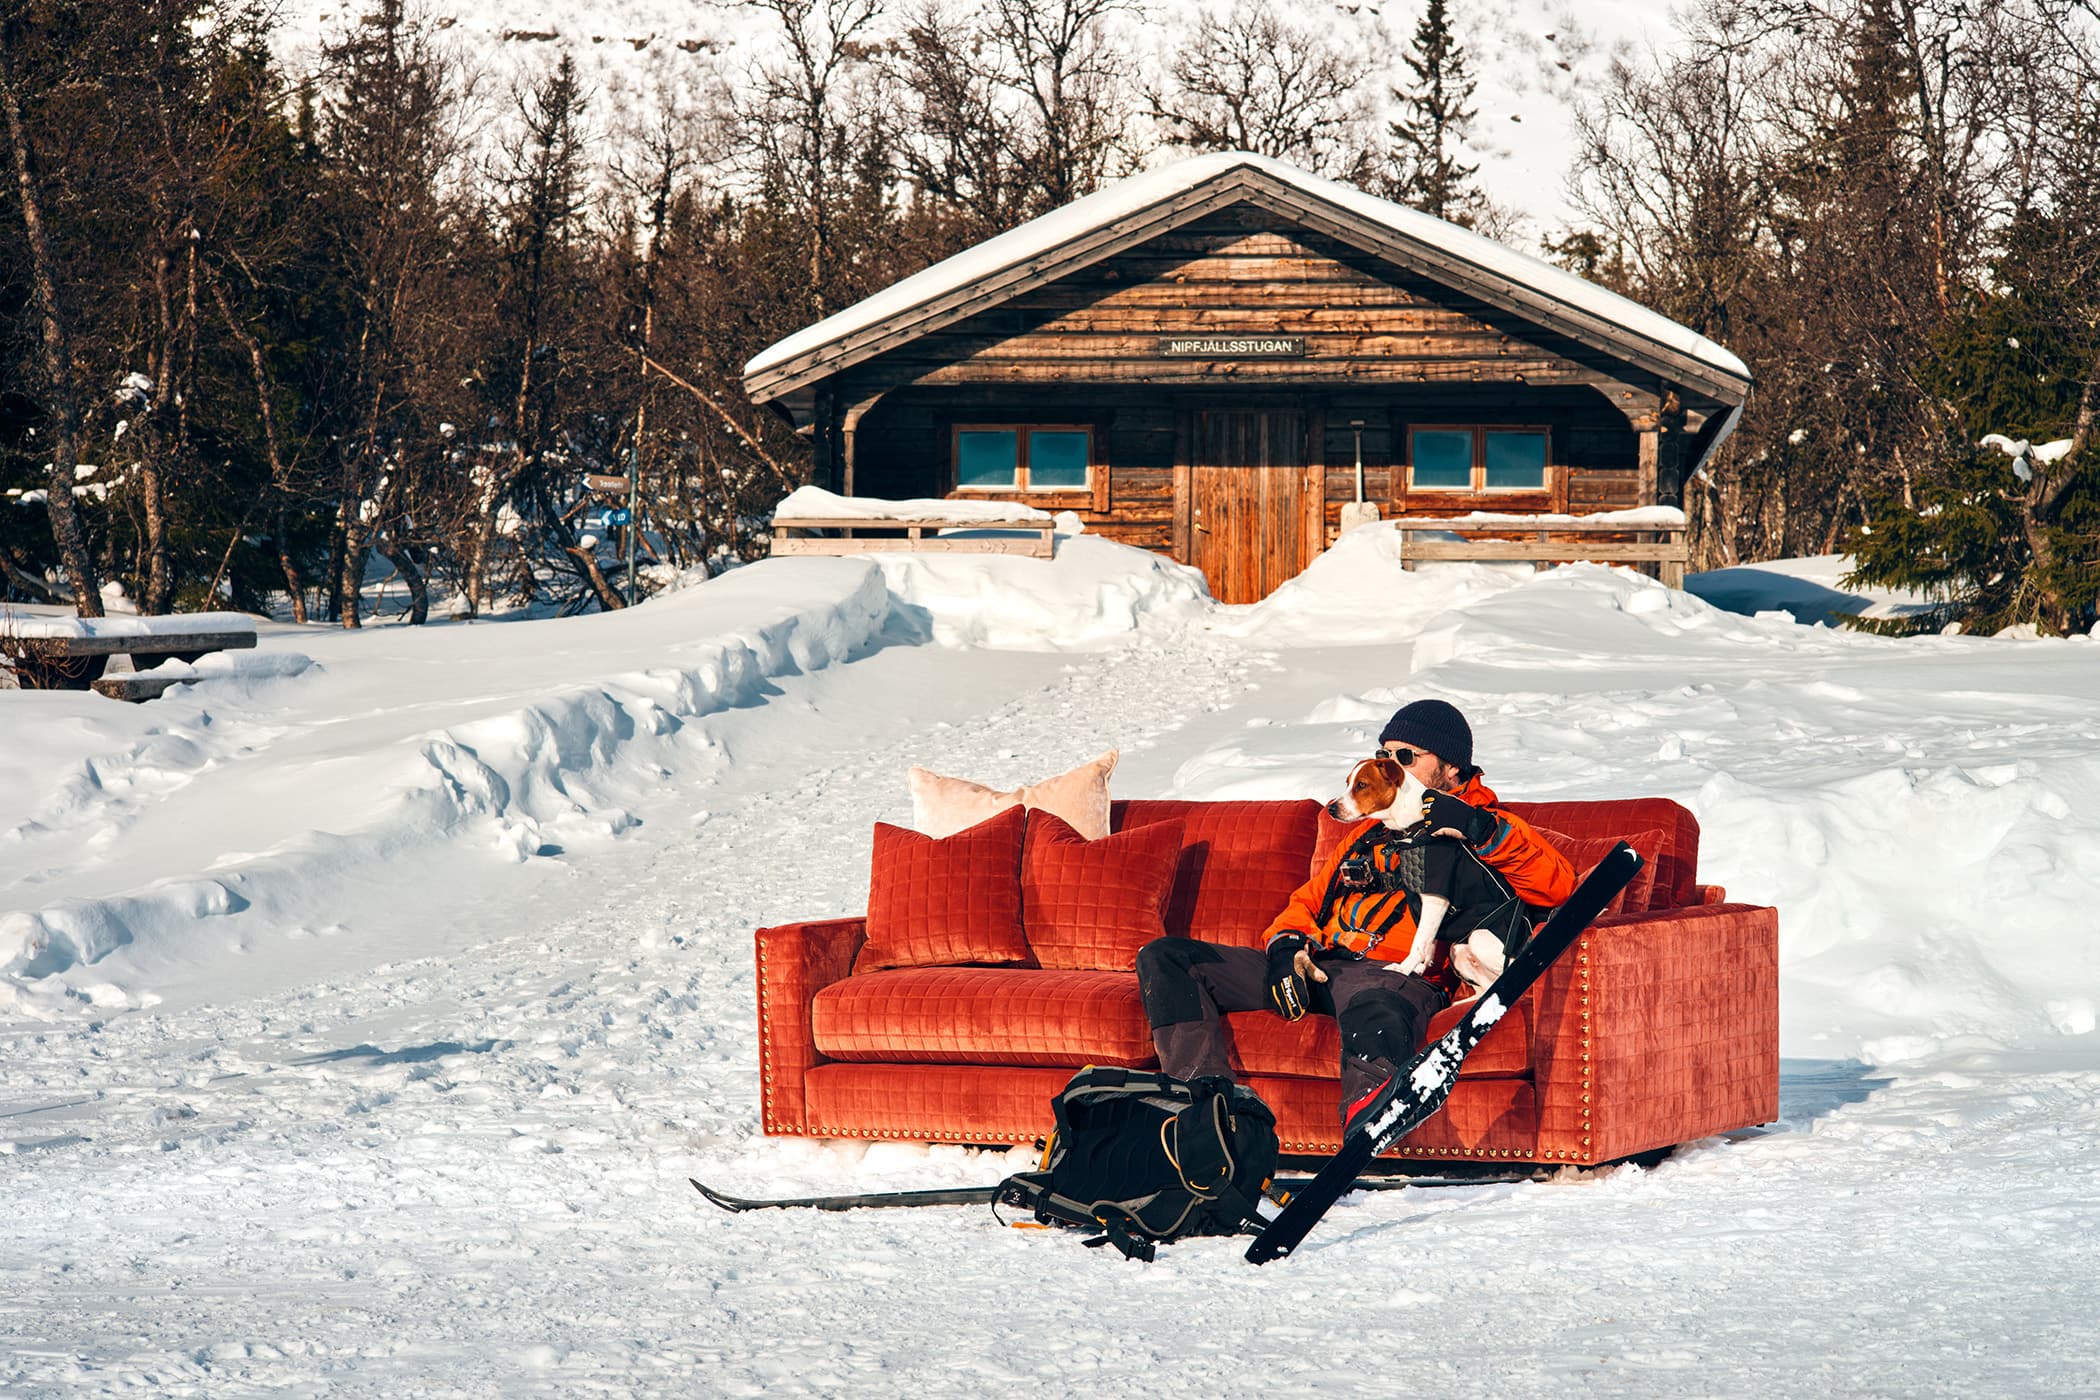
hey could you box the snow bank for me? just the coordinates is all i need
[0,560,892,1008]
[876,533,1211,648]
[2,538,1221,1012]
[1221,520,1533,644]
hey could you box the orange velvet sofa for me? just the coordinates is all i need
[754,797,1779,1165]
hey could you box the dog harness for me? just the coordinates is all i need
[1314,827,1431,956]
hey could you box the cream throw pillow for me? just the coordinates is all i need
[908,750,1119,841]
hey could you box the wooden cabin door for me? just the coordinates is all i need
[1188,409,1318,604]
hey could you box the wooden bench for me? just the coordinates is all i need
[1392,516,1690,588]
[1,620,258,699]
[770,515,1056,559]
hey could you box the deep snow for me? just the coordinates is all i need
[4,528,2099,1396]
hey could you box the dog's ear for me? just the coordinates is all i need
[1375,756,1407,782]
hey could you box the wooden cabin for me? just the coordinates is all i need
[743,152,1752,604]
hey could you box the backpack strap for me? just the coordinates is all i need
[1084,1208,1157,1263]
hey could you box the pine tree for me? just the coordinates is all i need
[1385,0,1479,225]
[1846,210,2099,635]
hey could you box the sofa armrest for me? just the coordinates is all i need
[1694,883,1728,905]
[1529,902,1779,1165]
[755,917,867,1135]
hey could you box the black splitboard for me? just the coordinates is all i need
[691,1170,1542,1214]
[1244,842,1645,1265]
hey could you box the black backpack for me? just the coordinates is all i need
[995,1067,1281,1261]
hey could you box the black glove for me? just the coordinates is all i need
[1266,934,1312,1021]
[1423,789,1498,846]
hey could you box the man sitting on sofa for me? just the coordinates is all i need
[1135,699,1577,1125]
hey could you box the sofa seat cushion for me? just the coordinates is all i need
[812,967,1155,1068]
[1223,989,1534,1080]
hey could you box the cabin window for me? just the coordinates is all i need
[1408,427,1550,492]
[953,425,1093,492]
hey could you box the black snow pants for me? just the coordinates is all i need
[1134,935,1447,1116]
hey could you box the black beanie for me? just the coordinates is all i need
[1378,699,1474,772]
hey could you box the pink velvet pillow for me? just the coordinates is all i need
[858,805,1030,972]
[1534,827,1665,915]
[908,750,1118,841]
[1022,812,1186,970]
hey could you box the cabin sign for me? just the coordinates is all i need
[1156,335,1307,358]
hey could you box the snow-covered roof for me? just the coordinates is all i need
[745,151,1751,393]
[773,485,1053,523]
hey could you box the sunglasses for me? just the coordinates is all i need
[1378,746,1426,766]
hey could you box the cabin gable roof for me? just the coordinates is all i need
[743,153,1753,408]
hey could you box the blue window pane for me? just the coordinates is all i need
[1028,431,1089,488]
[957,430,1018,488]
[1485,432,1547,489]
[1412,430,1473,488]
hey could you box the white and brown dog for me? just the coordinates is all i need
[1325,756,1515,993]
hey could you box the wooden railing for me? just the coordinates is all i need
[770,515,1055,559]
[1391,516,1689,588]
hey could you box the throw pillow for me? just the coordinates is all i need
[1533,826,1665,915]
[858,804,1030,972]
[1022,812,1186,970]
[908,749,1118,841]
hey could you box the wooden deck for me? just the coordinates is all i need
[1391,517,1689,588]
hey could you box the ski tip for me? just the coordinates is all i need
[690,1178,745,1212]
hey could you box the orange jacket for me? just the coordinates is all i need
[1262,774,1577,969]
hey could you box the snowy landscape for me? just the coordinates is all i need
[5,528,2098,1395]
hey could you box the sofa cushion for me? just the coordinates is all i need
[1022,812,1184,970]
[909,750,1118,840]
[1224,989,1533,1080]
[1502,798,1701,909]
[858,805,1030,972]
[1534,827,1663,916]
[812,967,1154,1067]
[1113,799,1320,947]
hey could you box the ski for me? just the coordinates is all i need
[691,1170,1541,1214]
[1244,841,1645,1265]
